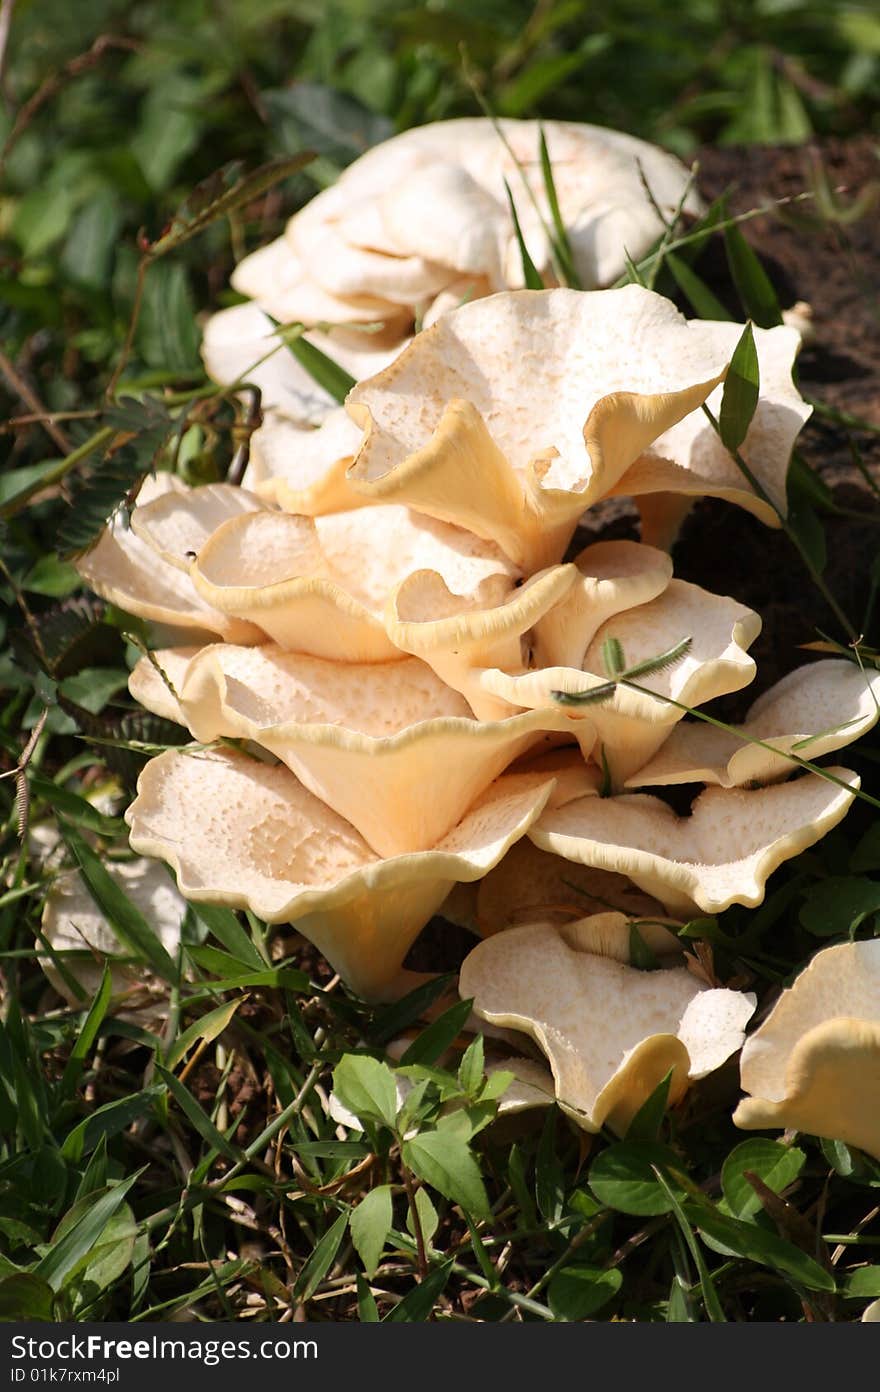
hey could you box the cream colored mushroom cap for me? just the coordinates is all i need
[201,301,404,423]
[189,505,515,662]
[734,940,880,1160]
[531,768,860,915]
[629,660,880,789]
[126,747,556,999]
[75,475,261,645]
[346,286,730,570]
[460,922,754,1133]
[289,118,702,293]
[171,640,571,856]
[482,578,761,784]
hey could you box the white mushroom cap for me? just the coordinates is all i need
[75,474,262,644]
[531,768,860,915]
[482,578,761,784]
[189,505,516,663]
[126,747,556,999]
[628,660,880,789]
[475,838,667,936]
[346,287,731,571]
[460,922,754,1133]
[734,940,880,1160]
[161,640,572,856]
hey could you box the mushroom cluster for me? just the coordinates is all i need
[202,117,703,488]
[71,122,880,1146]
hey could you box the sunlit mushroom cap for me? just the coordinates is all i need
[733,940,880,1160]
[460,922,754,1133]
[75,474,262,644]
[140,640,572,857]
[482,577,761,783]
[346,287,732,572]
[126,747,556,999]
[628,659,880,788]
[531,769,860,915]
[188,504,516,663]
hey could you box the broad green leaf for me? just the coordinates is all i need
[406,1187,439,1247]
[263,86,390,168]
[293,1212,348,1302]
[350,1185,393,1278]
[57,821,178,981]
[721,1139,806,1219]
[625,1068,674,1141]
[458,1035,485,1097]
[667,1274,696,1322]
[0,1273,55,1321]
[718,321,760,453]
[29,777,121,837]
[53,1199,136,1298]
[22,555,82,598]
[384,1259,453,1322]
[403,1125,490,1220]
[589,1141,689,1216]
[34,1172,143,1292]
[332,1054,399,1130]
[843,1266,880,1298]
[799,876,880,937]
[535,1108,565,1222]
[399,997,473,1067]
[192,904,266,969]
[357,1273,379,1322]
[723,222,783,328]
[548,1264,622,1320]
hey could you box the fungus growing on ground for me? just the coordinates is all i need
[76,283,872,1012]
[459,921,755,1133]
[733,940,880,1160]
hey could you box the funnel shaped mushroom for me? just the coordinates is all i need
[531,769,860,915]
[483,578,761,783]
[75,475,262,644]
[147,641,572,856]
[628,659,880,788]
[460,922,755,1133]
[126,748,556,999]
[612,319,810,539]
[189,505,515,662]
[247,408,366,511]
[346,287,731,571]
[733,940,880,1160]
[211,120,702,408]
[385,563,580,720]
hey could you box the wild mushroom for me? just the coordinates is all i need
[460,921,754,1133]
[733,940,880,1160]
